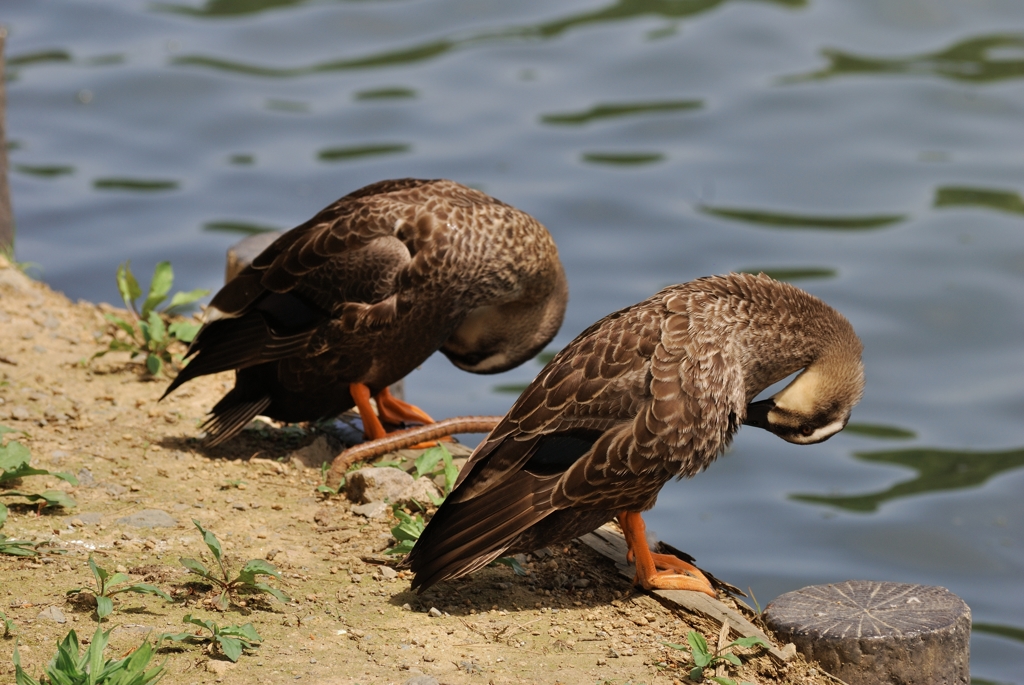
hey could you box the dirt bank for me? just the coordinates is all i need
[0,256,829,685]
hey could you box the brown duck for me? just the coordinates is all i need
[406,273,864,595]
[162,178,568,446]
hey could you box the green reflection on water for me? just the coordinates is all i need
[173,41,454,77]
[152,0,312,17]
[317,143,410,162]
[265,98,309,113]
[541,100,701,125]
[791,446,1024,513]
[170,0,804,76]
[974,622,1024,645]
[843,423,916,440]
[204,221,280,235]
[785,33,1024,84]
[93,178,179,191]
[701,206,905,230]
[13,164,75,178]
[582,152,664,166]
[355,87,417,100]
[934,186,1024,216]
[739,267,835,282]
[8,50,72,67]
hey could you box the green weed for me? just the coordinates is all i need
[13,626,164,685]
[662,630,767,684]
[1,425,77,531]
[158,614,261,663]
[180,519,289,610]
[0,533,38,557]
[92,260,208,376]
[1,610,15,637]
[66,556,173,621]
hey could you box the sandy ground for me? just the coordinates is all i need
[0,256,830,685]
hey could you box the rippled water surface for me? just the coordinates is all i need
[6,1,1024,679]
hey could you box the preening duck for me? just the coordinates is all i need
[406,273,864,595]
[162,178,568,446]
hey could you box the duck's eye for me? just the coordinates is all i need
[800,425,813,437]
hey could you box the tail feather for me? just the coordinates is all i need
[201,394,272,447]
[407,471,560,591]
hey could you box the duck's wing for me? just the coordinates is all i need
[408,287,749,589]
[163,179,461,398]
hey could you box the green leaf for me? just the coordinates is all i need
[222,622,261,643]
[439,444,458,495]
[720,652,742,666]
[96,595,113,619]
[0,502,8,528]
[661,641,688,651]
[146,353,163,376]
[491,556,527,575]
[114,583,174,602]
[182,613,215,633]
[216,634,243,662]
[251,582,290,603]
[385,539,416,555]
[116,262,142,315]
[89,556,108,587]
[168,320,201,343]
[52,471,79,486]
[214,590,230,611]
[1,610,16,636]
[0,489,76,509]
[13,642,42,685]
[237,558,281,581]
[166,288,209,311]
[0,532,37,556]
[690,665,704,681]
[192,519,226,577]
[710,678,739,685]
[413,446,444,479]
[687,630,711,667]
[146,310,166,346]
[105,572,132,588]
[0,425,23,437]
[179,556,212,579]
[141,261,173,319]
[0,439,32,474]
[730,636,770,649]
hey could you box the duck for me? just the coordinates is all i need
[162,178,568,446]
[406,273,864,595]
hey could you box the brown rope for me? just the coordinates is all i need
[325,415,503,488]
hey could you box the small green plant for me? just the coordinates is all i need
[1,609,15,637]
[93,260,208,376]
[316,460,341,497]
[1,425,77,528]
[386,505,425,556]
[13,626,164,685]
[412,444,459,504]
[180,519,289,610]
[663,630,767,684]
[0,533,38,557]
[66,556,173,620]
[158,614,261,663]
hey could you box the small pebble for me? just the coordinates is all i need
[428,607,442,618]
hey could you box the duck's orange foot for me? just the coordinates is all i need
[617,511,716,597]
[349,383,451,447]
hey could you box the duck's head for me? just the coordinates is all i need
[441,265,568,375]
[743,357,865,445]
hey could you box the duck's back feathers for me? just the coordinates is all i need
[164,178,567,445]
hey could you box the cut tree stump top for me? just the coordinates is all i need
[765,580,970,685]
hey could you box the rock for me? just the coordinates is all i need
[37,606,67,624]
[76,468,95,486]
[404,677,440,685]
[405,476,443,505]
[428,607,442,618]
[379,566,398,580]
[289,435,336,470]
[765,580,971,685]
[116,509,177,528]
[347,467,415,504]
[351,501,388,519]
[65,512,103,527]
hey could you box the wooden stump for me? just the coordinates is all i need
[764,580,970,685]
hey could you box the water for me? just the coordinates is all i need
[6,1,1024,679]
